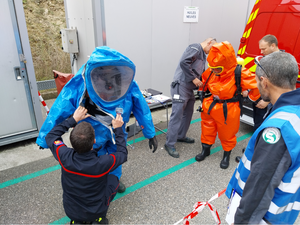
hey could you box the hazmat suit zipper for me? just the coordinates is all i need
[79,64,116,144]
[93,104,116,145]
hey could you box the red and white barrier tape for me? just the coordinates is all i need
[174,188,226,225]
[38,91,49,115]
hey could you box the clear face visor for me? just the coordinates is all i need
[208,63,224,74]
[90,66,134,102]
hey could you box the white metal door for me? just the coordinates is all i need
[0,0,37,139]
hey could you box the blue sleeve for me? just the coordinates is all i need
[131,81,155,139]
[36,75,85,148]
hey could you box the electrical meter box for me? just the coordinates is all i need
[60,28,79,53]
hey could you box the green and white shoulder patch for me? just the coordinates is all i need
[262,127,281,144]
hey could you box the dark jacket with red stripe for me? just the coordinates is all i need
[45,117,127,221]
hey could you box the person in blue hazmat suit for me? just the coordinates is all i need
[36,46,158,192]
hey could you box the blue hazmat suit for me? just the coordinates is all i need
[36,46,157,179]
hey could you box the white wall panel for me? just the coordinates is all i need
[189,0,250,53]
[103,0,253,96]
[104,0,152,89]
[151,0,192,96]
[66,0,254,97]
[65,0,95,71]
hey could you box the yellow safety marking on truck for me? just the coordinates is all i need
[246,27,252,38]
[239,1,261,57]
[244,57,254,66]
[247,0,260,24]
[241,45,247,55]
[249,64,257,73]
[238,48,242,55]
[252,9,259,21]
[247,12,254,24]
[243,27,252,39]
[247,8,259,25]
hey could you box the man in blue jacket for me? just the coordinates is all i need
[226,52,300,224]
[46,106,127,224]
[37,47,158,192]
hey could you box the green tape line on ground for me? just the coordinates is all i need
[50,131,252,225]
[117,131,253,200]
[0,118,199,190]
[190,117,201,124]
[0,164,61,189]
[127,117,202,145]
[127,129,167,145]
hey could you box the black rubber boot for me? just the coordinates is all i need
[235,156,241,163]
[235,148,245,163]
[92,217,109,224]
[195,143,212,161]
[220,151,231,169]
[118,181,126,193]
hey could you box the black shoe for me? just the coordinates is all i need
[70,220,92,224]
[195,143,211,161]
[118,181,126,193]
[92,217,108,224]
[164,144,179,158]
[220,151,231,169]
[235,148,245,163]
[235,156,241,163]
[177,137,195,143]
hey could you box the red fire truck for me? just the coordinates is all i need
[238,0,300,125]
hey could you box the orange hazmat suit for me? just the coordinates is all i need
[200,41,259,152]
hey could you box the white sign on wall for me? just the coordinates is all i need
[183,6,199,22]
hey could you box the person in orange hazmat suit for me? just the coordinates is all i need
[195,41,259,169]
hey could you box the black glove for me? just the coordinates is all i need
[149,136,158,153]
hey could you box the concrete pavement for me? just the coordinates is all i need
[1,98,298,224]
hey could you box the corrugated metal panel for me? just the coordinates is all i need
[36,79,56,91]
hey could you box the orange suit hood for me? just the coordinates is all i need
[207,41,237,79]
[200,41,259,101]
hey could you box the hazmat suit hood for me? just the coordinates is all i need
[207,41,237,80]
[84,46,135,113]
[203,41,239,99]
[36,46,156,156]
